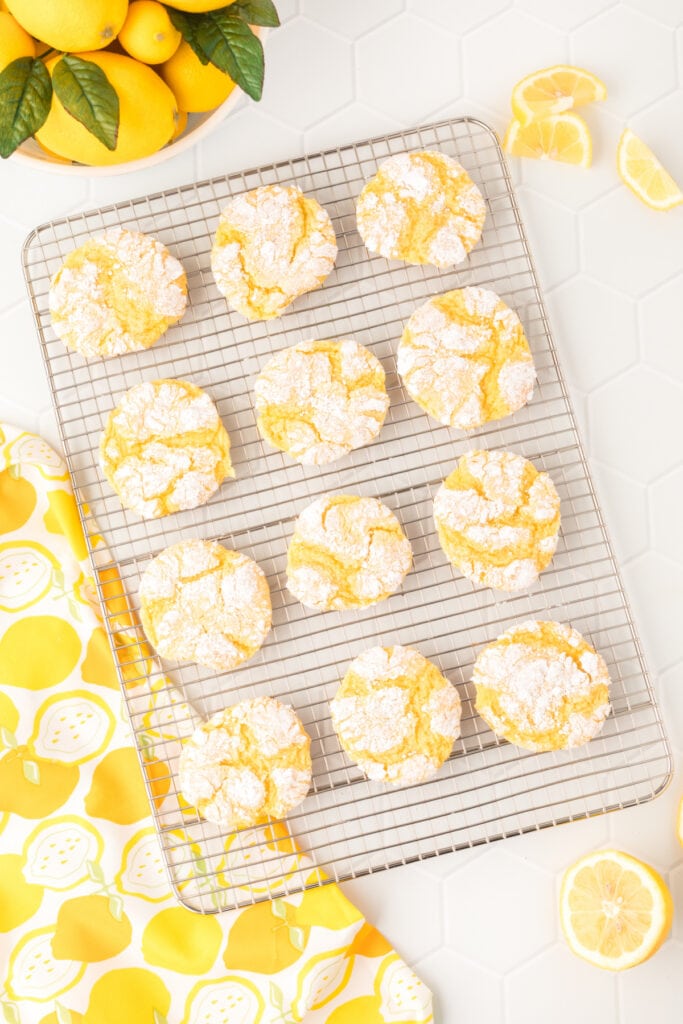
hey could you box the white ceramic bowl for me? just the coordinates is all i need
[11,29,266,177]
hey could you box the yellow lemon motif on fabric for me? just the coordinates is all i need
[52,894,132,962]
[182,976,265,1024]
[221,823,302,895]
[0,750,79,818]
[73,571,99,612]
[84,968,171,1024]
[5,926,85,1003]
[0,688,19,734]
[0,615,81,689]
[28,690,115,765]
[223,900,309,974]
[84,747,150,825]
[39,1011,85,1024]
[0,853,44,932]
[0,469,36,534]
[81,626,119,690]
[326,995,384,1024]
[376,953,433,1022]
[44,489,87,562]
[4,433,67,480]
[22,815,104,890]
[115,827,171,903]
[291,884,363,931]
[142,906,222,974]
[292,948,353,1021]
[347,922,393,959]
[0,541,59,613]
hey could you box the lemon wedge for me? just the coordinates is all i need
[560,849,673,970]
[617,128,683,211]
[503,111,592,167]
[512,65,607,125]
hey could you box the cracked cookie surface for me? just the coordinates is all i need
[178,697,311,829]
[100,378,233,519]
[254,338,389,465]
[286,494,412,611]
[49,228,187,359]
[398,286,536,430]
[473,620,611,752]
[356,150,486,267]
[211,184,337,321]
[331,645,461,785]
[139,539,272,672]
[434,449,561,592]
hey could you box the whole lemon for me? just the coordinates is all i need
[161,39,235,113]
[164,0,236,10]
[5,0,128,53]
[119,1,181,65]
[0,10,34,70]
[36,52,178,167]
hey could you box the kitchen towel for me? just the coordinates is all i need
[0,423,433,1024]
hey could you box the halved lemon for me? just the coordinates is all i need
[503,111,592,167]
[617,128,683,211]
[560,849,673,971]
[512,65,607,125]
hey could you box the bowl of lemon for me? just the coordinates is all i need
[0,0,275,174]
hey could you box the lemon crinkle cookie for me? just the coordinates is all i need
[179,698,311,830]
[356,150,486,267]
[398,286,536,430]
[49,227,187,359]
[211,184,337,321]
[286,494,412,611]
[473,620,611,752]
[434,449,561,592]
[254,338,389,465]
[139,539,272,672]
[100,378,233,519]
[331,645,461,785]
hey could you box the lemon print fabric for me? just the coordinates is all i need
[139,538,272,672]
[433,449,561,592]
[178,698,312,830]
[254,339,389,465]
[356,150,486,267]
[100,378,233,519]
[211,184,338,321]
[287,494,412,612]
[0,417,434,1022]
[49,228,187,359]
[331,645,461,786]
[473,620,611,752]
[398,286,536,430]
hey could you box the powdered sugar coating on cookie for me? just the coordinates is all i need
[178,697,311,830]
[473,620,611,752]
[331,645,461,785]
[255,338,389,464]
[356,150,486,268]
[434,449,561,592]
[139,539,271,672]
[398,286,536,430]
[286,494,412,611]
[211,184,337,321]
[49,228,187,359]
[100,378,234,519]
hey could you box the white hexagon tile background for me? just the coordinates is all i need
[1,2,683,1021]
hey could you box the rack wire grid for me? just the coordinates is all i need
[23,117,672,913]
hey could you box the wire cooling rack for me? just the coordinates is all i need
[23,117,672,912]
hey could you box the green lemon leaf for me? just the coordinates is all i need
[108,894,124,921]
[86,858,105,885]
[167,9,210,64]
[269,982,284,1010]
[231,0,280,27]
[196,12,264,100]
[152,1012,169,1024]
[54,1003,73,1024]
[1,1002,20,1024]
[0,727,17,750]
[288,925,306,951]
[52,55,119,152]
[0,57,52,159]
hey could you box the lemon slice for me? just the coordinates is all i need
[617,128,683,211]
[560,849,673,970]
[512,65,607,125]
[503,112,592,167]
